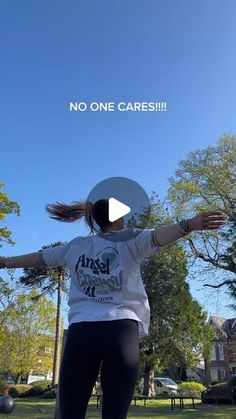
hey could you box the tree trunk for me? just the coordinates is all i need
[143,365,155,396]
[15,373,22,384]
[52,269,62,386]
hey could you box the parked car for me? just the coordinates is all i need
[201,377,236,404]
[154,377,178,396]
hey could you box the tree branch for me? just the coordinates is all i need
[203,280,236,288]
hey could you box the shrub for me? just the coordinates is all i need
[178,381,206,398]
[228,376,236,387]
[42,388,57,399]
[211,381,220,386]
[26,380,52,397]
[211,381,227,387]
[0,382,9,396]
[8,384,32,398]
[134,378,144,395]
[29,379,52,387]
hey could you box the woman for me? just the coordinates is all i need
[0,199,225,419]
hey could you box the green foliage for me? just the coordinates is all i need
[19,243,68,386]
[8,384,32,398]
[178,381,206,397]
[29,379,52,387]
[137,195,213,395]
[0,182,20,246]
[228,376,236,386]
[134,377,144,395]
[0,381,9,396]
[141,244,213,371]
[168,135,236,217]
[0,287,56,379]
[167,135,236,287]
[42,388,57,399]
[211,381,226,387]
[26,381,52,397]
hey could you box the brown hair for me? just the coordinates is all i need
[45,199,111,233]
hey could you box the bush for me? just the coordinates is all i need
[228,376,236,387]
[178,381,206,398]
[26,380,52,397]
[211,381,227,388]
[29,379,52,387]
[134,378,144,395]
[42,388,57,399]
[8,384,32,398]
[211,381,220,386]
[0,382,9,396]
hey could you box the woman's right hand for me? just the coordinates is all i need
[0,257,6,268]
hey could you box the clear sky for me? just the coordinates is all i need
[1,0,236,325]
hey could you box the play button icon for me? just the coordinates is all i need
[86,176,151,242]
[109,197,131,222]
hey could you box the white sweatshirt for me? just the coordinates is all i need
[42,228,161,338]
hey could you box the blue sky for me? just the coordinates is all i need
[1,0,236,324]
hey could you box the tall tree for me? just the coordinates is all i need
[130,196,213,396]
[19,242,70,386]
[0,288,56,383]
[167,135,236,292]
[0,182,20,247]
[140,242,213,396]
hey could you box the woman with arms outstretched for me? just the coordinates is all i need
[0,199,225,419]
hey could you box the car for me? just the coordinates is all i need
[154,377,179,396]
[201,377,236,404]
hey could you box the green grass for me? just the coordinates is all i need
[0,397,235,419]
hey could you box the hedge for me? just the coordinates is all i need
[8,384,32,398]
[42,388,57,399]
[178,381,206,397]
[25,380,52,397]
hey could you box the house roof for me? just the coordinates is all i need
[209,316,236,338]
[222,318,236,338]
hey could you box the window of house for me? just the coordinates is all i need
[218,344,225,361]
[220,369,226,380]
[210,369,218,382]
[210,343,216,360]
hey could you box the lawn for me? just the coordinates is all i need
[1,398,235,419]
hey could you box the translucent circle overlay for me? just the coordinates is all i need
[87,176,151,242]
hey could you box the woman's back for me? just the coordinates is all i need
[42,228,161,337]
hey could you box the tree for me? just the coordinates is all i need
[0,288,56,383]
[0,182,20,247]
[167,135,236,293]
[130,196,213,396]
[140,242,213,396]
[19,243,70,386]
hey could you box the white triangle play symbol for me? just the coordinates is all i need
[108,197,131,222]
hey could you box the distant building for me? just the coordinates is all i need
[205,316,236,385]
[186,359,206,383]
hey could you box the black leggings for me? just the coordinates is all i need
[59,319,139,419]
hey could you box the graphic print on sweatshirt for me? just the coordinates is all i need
[74,246,123,302]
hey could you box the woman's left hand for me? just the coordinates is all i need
[187,211,226,232]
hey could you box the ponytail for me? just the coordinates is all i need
[45,201,93,223]
[46,198,110,233]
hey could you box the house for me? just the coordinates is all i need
[186,359,206,383]
[205,316,236,385]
